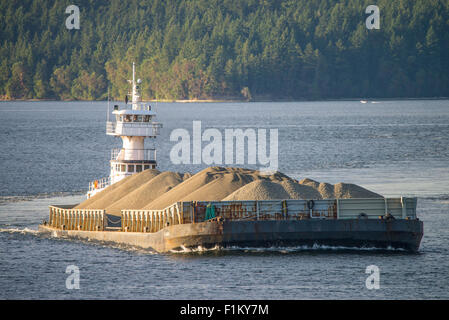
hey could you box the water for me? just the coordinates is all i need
[1,100,449,299]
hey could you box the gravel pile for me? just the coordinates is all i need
[76,167,382,215]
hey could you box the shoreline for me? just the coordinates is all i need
[1,97,448,103]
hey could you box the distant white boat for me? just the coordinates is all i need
[360,100,368,104]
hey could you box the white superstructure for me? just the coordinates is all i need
[87,62,162,198]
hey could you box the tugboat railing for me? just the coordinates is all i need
[88,176,111,192]
[106,121,115,134]
[110,148,157,161]
[106,121,162,136]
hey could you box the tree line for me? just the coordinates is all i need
[1,0,448,101]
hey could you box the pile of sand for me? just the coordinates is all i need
[317,182,335,199]
[105,171,192,215]
[77,166,382,215]
[333,182,380,198]
[74,169,161,209]
[223,180,291,201]
[280,180,323,200]
[143,167,266,210]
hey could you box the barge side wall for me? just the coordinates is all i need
[39,218,423,252]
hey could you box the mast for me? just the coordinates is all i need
[133,62,135,88]
[131,61,140,110]
[107,87,110,122]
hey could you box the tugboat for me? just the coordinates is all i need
[87,62,162,198]
[38,63,423,253]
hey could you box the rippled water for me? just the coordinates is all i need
[1,100,449,299]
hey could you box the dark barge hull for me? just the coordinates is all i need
[39,218,423,253]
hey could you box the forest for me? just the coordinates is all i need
[1,0,448,101]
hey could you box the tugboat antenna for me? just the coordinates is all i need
[133,62,135,87]
[107,87,110,122]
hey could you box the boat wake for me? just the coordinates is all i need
[169,243,407,254]
[0,227,39,235]
[170,245,223,253]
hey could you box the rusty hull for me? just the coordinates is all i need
[39,218,423,253]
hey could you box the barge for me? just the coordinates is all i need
[39,198,423,252]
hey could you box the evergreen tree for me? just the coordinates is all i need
[0,0,448,100]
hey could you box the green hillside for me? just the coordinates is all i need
[1,0,448,100]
